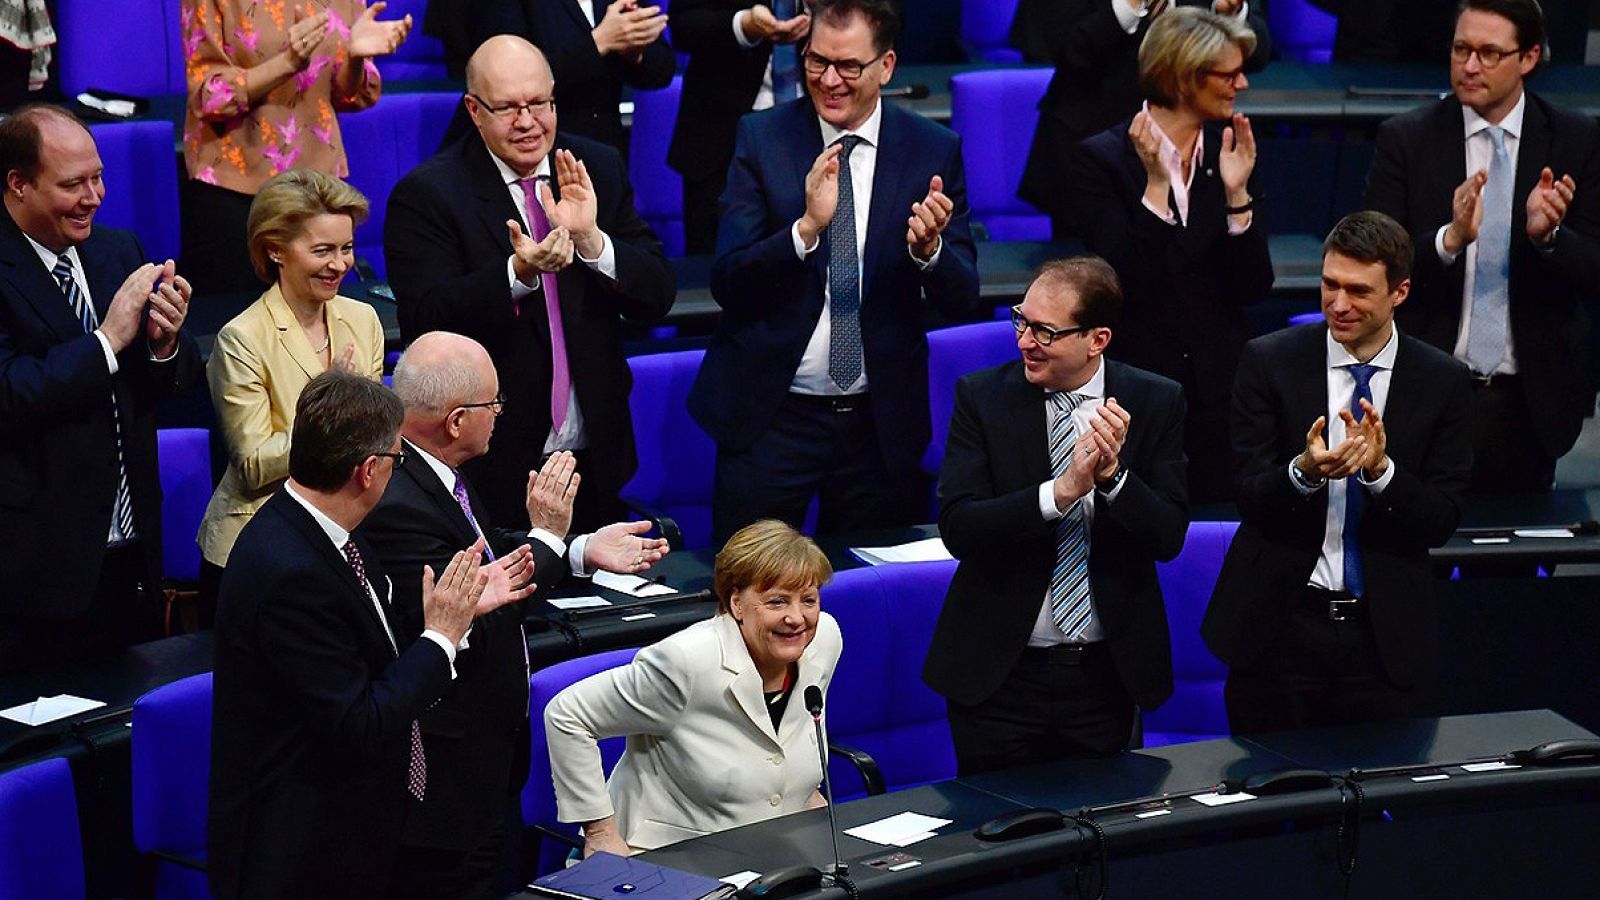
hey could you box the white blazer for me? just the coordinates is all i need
[545,611,844,850]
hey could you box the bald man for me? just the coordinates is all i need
[385,36,675,537]
[360,331,666,899]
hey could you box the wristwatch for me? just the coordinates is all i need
[1096,466,1129,494]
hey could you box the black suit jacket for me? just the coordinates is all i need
[1202,324,1473,688]
[1365,93,1600,462]
[667,0,772,182]
[688,100,982,471]
[357,440,570,853]
[1015,0,1270,224]
[385,131,675,529]
[1305,0,1455,64]
[468,0,675,152]
[923,359,1189,710]
[208,491,454,900]
[0,215,200,618]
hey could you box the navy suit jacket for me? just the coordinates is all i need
[923,359,1189,711]
[0,214,200,618]
[1202,324,1473,688]
[209,491,454,899]
[689,99,982,471]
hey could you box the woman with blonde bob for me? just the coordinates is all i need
[546,519,842,855]
[197,169,385,607]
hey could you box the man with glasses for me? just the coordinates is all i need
[359,331,666,898]
[1366,0,1599,493]
[923,257,1188,775]
[691,0,981,544]
[386,35,675,535]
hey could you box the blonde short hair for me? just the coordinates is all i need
[245,169,369,284]
[712,520,833,615]
[1138,7,1256,109]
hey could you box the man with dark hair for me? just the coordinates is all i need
[923,257,1189,775]
[209,369,517,900]
[0,103,201,673]
[691,0,981,544]
[1203,211,1474,734]
[1366,0,1599,493]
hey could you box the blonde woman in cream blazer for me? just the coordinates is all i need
[197,171,384,606]
[546,520,843,853]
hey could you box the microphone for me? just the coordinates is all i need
[805,685,848,881]
[881,83,930,100]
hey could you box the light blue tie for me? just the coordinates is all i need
[53,256,135,542]
[1466,126,1512,375]
[1047,392,1094,638]
[770,0,801,101]
[1342,364,1378,598]
[827,135,865,391]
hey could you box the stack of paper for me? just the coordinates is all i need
[591,570,677,597]
[849,537,954,566]
[843,811,953,847]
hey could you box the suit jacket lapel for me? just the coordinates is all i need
[0,213,88,342]
[1512,96,1548,242]
[468,135,555,344]
[1001,363,1053,484]
[277,492,398,654]
[262,284,326,380]
[716,615,781,746]
[861,107,907,303]
[402,438,482,549]
[1382,335,1424,460]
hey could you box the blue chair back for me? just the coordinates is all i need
[1144,521,1238,746]
[924,320,1019,476]
[959,0,1024,63]
[0,758,86,900]
[1288,311,1324,328]
[57,0,186,97]
[623,349,716,548]
[91,120,182,264]
[823,561,958,798]
[159,428,212,585]
[132,672,214,900]
[338,91,462,279]
[1269,0,1338,63]
[628,76,685,257]
[372,0,449,80]
[524,648,640,876]
[948,69,1053,241]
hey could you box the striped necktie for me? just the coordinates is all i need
[53,255,135,542]
[343,538,428,800]
[1047,392,1094,638]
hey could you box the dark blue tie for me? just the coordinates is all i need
[1342,364,1378,597]
[827,134,864,391]
[770,0,800,101]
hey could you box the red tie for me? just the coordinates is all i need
[519,176,572,433]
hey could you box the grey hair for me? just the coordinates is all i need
[392,344,482,413]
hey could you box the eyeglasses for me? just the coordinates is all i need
[1011,306,1095,346]
[1450,41,1521,68]
[456,392,507,417]
[373,449,408,469]
[1204,66,1246,83]
[468,93,555,120]
[801,50,886,81]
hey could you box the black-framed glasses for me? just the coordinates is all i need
[456,392,507,417]
[1011,305,1094,346]
[1204,66,1246,83]
[373,449,408,469]
[467,93,555,120]
[1450,41,1521,68]
[801,50,886,81]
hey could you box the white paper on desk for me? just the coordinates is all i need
[1513,528,1575,539]
[843,811,953,846]
[0,694,106,726]
[1471,537,1512,545]
[720,871,760,889]
[1460,761,1521,772]
[849,537,954,566]
[548,595,612,611]
[591,570,676,597]
[1191,791,1256,807]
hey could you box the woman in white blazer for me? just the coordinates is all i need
[546,520,844,854]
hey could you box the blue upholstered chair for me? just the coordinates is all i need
[1269,0,1338,64]
[823,561,958,799]
[338,92,461,279]
[90,120,182,265]
[0,758,86,900]
[948,69,1053,242]
[158,428,212,587]
[56,0,186,98]
[1144,521,1239,746]
[1288,311,1324,328]
[924,319,1020,478]
[523,648,640,877]
[370,0,449,81]
[959,0,1023,63]
[132,673,214,899]
[622,349,715,549]
[628,76,686,257]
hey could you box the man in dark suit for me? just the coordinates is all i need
[689,0,981,544]
[923,257,1188,776]
[0,104,201,674]
[1203,212,1474,733]
[209,370,502,900]
[467,0,673,154]
[669,0,813,253]
[1365,0,1599,493]
[361,331,666,899]
[386,35,676,535]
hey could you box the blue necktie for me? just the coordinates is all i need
[1343,364,1378,598]
[770,0,800,101]
[53,256,135,542]
[1466,126,1512,375]
[827,134,865,391]
[1047,392,1094,638]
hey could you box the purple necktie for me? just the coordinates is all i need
[342,539,427,801]
[518,176,572,433]
[451,472,497,563]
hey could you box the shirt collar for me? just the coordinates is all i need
[283,481,351,550]
[22,233,81,277]
[1140,101,1203,173]
[405,437,459,496]
[489,146,552,186]
[1463,91,1526,142]
[1050,356,1107,401]
[1325,325,1400,372]
[817,98,883,151]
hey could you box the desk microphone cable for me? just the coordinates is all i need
[1330,774,1365,900]
[1069,811,1108,900]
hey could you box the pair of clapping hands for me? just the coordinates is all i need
[507,149,602,282]
[1052,399,1132,511]
[1296,401,1389,484]
[799,150,956,261]
[102,259,190,358]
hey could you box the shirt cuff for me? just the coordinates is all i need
[1434,225,1460,266]
[148,338,179,363]
[792,220,820,259]
[509,255,539,300]
[568,533,592,577]
[1112,0,1143,34]
[1227,211,1253,236]
[1287,460,1325,495]
[733,9,760,48]
[420,629,459,678]
[1357,458,1397,494]
[93,330,120,375]
[529,526,568,559]
[908,236,942,269]
[1038,481,1067,521]
[1141,195,1178,225]
[577,231,617,280]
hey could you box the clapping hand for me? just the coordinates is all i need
[508,220,573,281]
[348,2,412,59]
[144,259,191,357]
[1526,166,1576,246]
[1218,113,1256,208]
[1295,415,1367,482]
[592,0,667,60]
[478,543,538,615]
[584,521,670,575]
[1443,170,1488,255]
[526,451,580,537]
[286,10,331,68]
[541,149,601,258]
[1085,399,1130,482]
[1340,399,1389,481]
[798,142,843,247]
[421,547,488,645]
[906,175,953,261]
[1129,111,1170,214]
